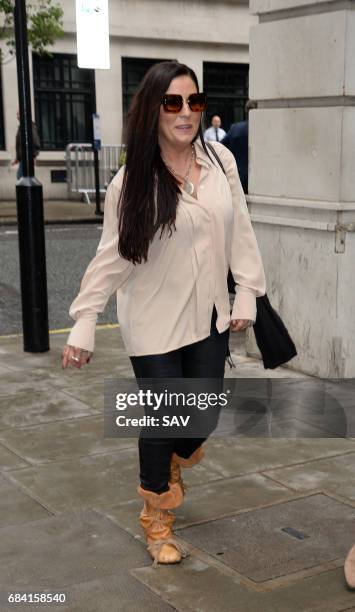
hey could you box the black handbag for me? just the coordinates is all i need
[253,294,297,369]
[206,142,297,370]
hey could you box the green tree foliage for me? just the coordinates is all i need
[0,0,64,63]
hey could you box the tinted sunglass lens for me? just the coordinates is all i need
[189,93,207,111]
[163,95,183,113]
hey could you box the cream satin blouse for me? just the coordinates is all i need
[66,139,266,356]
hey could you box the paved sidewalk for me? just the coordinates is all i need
[0,199,102,226]
[0,327,354,611]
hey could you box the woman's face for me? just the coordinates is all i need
[158,75,201,149]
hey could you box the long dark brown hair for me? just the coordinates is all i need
[117,61,212,264]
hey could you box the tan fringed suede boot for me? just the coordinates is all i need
[137,481,188,568]
[169,445,205,495]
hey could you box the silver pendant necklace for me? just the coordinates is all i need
[163,144,195,196]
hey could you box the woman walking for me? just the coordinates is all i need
[62,61,266,567]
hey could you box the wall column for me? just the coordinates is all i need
[246,0,355,378]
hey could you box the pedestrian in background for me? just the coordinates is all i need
[222,100,257,194]
[204,114,226,142]
[11,110,41,180]
[62,61,266,568]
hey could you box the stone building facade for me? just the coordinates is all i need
[246,0,355,377]
[0,0,253,199]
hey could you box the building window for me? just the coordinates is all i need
[0,68,5,150]
[203,62,249,133]
[122,57,171,116]
[33,53,96,150]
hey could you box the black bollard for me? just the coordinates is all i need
[14,0,49,352]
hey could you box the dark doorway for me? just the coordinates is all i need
[203,62,249,133]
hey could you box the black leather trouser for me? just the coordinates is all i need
[130,306,229,494]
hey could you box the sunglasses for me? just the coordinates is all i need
[161,92,208,113]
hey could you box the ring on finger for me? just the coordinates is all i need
[71,355,81,362]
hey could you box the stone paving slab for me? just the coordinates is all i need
[223,376,313,398]
[0,441,30,470]
[218,378,355,438]
[0,332,130,378]
[132,560,355,612]
[177,493,355,582]
[61,572,175,612]
[0,367,55,396]
[175,473,294,525]
[1,573,175,612]
[0,364,126,414]
[5,445,232,515]
[214,414,341,438]
[264,453,355,501]
[212,407,291,437]
[48,381,106,412]
[224,355,305,379]
[0,340,64,372]
[0,473,51,528]
[0,509,151,590]
[1,347,129,379]
[0,385,99,431]
[0,416,136,464]
[5,447,141,512]
[200,437,355,480]
[294,406,355,439]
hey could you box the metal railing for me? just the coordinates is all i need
[65,143,125,204]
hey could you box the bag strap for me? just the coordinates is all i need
[206,141,226,175]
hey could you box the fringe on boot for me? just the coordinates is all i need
[137,481,188,568]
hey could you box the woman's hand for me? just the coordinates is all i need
[230,319,253,332]
[61,344,93,369]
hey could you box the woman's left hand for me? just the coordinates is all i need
[230,319,253,332]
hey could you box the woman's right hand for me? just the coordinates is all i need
[61,344,93,369]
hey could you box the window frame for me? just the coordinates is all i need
[121,57,172,117]
[33,52,96,151]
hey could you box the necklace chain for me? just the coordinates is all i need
[162,144,195,191]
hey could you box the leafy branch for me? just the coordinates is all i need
[0,0,64,64]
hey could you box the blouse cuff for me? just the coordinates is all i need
[231,286,257,323]
[66,317,97,353]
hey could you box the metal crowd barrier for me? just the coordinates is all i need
[65,143,125,204]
